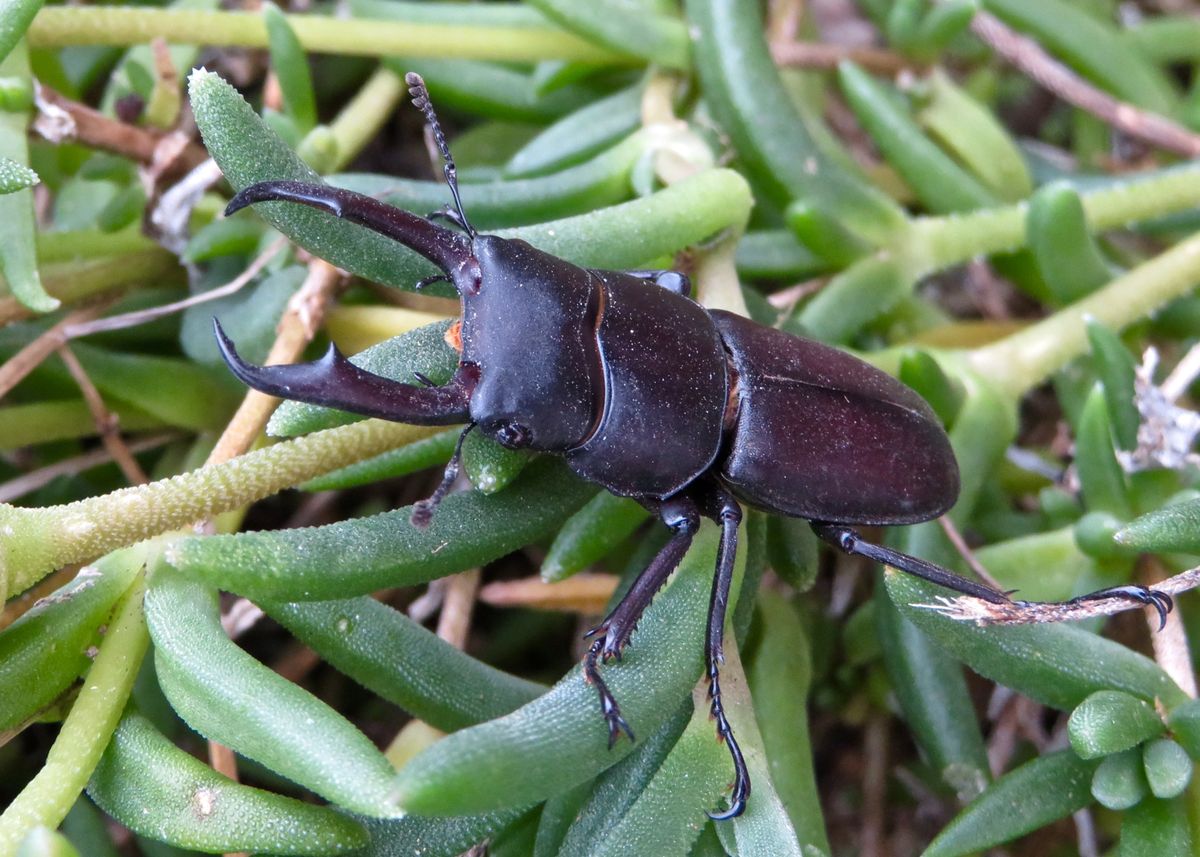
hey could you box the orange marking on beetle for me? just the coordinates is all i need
[445,319,463,352]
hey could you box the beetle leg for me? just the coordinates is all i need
[810,523,1012,604]
[411,423,475,529]
[214,318,476,424]
[623,269,692,298]
[696,485,750,821]
[1063,585,1174,631]
[583,495,700,747]
[812,523,1176,628]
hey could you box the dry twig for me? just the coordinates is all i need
[772,40,919,75]
[0,432,179,503]
[33,83,210,176]
[55,343,149,486]
[62,237,287,339]
[971,10,1200,157]
[479,573,619,614]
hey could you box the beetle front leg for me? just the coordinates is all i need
[214,319,476,424]
[583,495,699,747]
[697,484,750,821]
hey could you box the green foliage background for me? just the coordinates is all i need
[3,0,1200,854]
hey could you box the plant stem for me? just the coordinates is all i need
[907,161,1200,276]
[0,563,148,855]
[968,230,1200,398]
[0,419,441,597]
[323,66,406,173]
[26,7,626,63]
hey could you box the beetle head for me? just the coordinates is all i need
[458,235,603,452]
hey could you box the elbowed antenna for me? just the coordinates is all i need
[405,72,476,238]
[224,180,473,276]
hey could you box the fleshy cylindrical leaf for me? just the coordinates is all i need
[263,595,544,732]
[1069,690,1164,759]
[391,525,723,815]
[88,710,369,854]
[1092,748,1148,810]
[542,492,650,583]
[1142,739,1193,800]
[145,565,401,817]
[923,750,1098,857]
[166,458,596,601]
[1116,498,1200,554]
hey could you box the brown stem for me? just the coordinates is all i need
[971,10,1200,158]
[436,569,480,650]
[32,83,210,176]
[0,432,179,504]
[56,344,149,486]
[1141,555,1198,698]
[771,41,920,75]
[0,296,117,398]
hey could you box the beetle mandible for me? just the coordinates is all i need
[214,73,1173,819]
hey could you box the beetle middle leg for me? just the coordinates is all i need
[583,494,700,747]
[695,482,750,820]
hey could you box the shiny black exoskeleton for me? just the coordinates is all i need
[213,73,1173,819]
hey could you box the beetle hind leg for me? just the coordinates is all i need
[583,495,699,747]
[811,522,1012,604]
[813,523,1174,628]
[1062,585,1174,630]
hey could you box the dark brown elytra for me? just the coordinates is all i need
[213,72,1173,820]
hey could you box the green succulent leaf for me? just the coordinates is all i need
[542,492,651,582]
[263,595,545,732]
[1116,498,1200,555]
[554,701,691,857]
[391,524,724,815]
[145,565,402,817]
[887,572,1188,712]
[1069,690,1164,759]
[0,155,37,193]
[1092,748,1148,810]
[167,457,596,601]
[1117,795,1193,855]
[1029,185,1114,304]
[923,750,1098,857]
[0,546,145,733]
[88,710,370,854]
[1142,738,1193,799]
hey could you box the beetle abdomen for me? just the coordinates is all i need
[565,272,727,500]
[711,311,959,525]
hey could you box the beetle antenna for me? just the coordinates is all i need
[411,422,476,529]
[406,72,476,239]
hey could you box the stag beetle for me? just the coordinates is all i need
[213,73,1173,819]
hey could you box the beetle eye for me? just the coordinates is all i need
[495,421,531,449]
